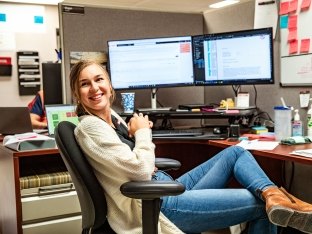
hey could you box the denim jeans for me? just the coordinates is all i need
[154,145,277,234]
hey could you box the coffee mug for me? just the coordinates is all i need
[121,92,135,113]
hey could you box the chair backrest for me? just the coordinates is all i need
[55,121,114,234]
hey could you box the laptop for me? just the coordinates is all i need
[0,107,33,135]
[45,104,79,136]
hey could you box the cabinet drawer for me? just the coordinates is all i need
[22,215,81,234]
[22,190,80,222]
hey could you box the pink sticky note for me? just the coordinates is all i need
[300,39,310,53]
[288,28,297,42]
[280,1,290,15]
[289,40,298,54]
[289,0,298,13]
[301,0,311,10]
[288,15,297,29]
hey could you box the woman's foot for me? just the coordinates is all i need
[262,187,312,233]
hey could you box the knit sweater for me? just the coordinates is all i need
[74,110,184,234]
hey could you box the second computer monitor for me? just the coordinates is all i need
[192,27,274,86]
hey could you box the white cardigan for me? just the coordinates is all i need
[74,110,183,234]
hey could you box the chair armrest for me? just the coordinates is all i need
[120,181,185,199]
[155,158,181,171]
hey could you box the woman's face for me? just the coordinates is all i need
[78,64,112,116]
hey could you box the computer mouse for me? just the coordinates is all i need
[213,127,221,134]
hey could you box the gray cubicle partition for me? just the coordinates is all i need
[59,4,204,114]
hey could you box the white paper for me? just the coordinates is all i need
[3,132,54,151]
[254,0,278,39]
[290,149,312,158]
[236,139,279,150]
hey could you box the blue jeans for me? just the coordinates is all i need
[154,145,277,234]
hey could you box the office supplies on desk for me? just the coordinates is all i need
[3,132,56,151]
[0,107,33,135]
[178,104,215,111]
[290,149,312,158]
[45,104,79,136]
[236,139,279,150]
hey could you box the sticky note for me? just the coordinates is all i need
[34,16,43,24]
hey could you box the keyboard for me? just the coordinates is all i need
[152,128,204,137]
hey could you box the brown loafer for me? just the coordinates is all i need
[262,187,312,233]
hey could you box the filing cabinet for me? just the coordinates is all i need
[0,146,82,234]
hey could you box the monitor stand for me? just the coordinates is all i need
[137,88,172,112]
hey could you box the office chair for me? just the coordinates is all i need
[55,121,185,234]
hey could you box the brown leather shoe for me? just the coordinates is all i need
[262,186,312,233]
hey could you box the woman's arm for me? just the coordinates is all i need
[75,116,155,181]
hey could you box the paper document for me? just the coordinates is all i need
[3,132,55,151]
[236,139,279,150]
[290,149,312,158]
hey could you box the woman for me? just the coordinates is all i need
[27,90,47,129]
[70,60,312,234]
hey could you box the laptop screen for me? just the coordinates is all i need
[0,107,33,135]
[45,105,79,135]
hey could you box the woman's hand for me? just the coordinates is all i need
[128,113,152,137]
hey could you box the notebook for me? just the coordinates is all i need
[0,107,33,135]
[45,104,79,136]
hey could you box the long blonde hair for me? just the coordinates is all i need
[69,60,116,116]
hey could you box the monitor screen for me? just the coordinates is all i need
[192,27,274,86]
[107,36,194,90]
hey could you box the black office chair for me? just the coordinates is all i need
[54,121,185,234]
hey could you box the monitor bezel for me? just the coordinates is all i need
[192,27,275,86]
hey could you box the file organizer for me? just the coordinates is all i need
[17,51,41,95]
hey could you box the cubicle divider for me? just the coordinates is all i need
[58,3,204,112]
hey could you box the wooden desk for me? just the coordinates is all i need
[154,138,312,187]
[209,139,312,165]
[2,138,311,233]
[0,145,75,234]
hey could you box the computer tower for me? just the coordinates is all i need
[42,62,63,105]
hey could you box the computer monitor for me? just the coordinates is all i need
[192,27,274,87]
[107,35,194,110]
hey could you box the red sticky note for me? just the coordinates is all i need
[289,40,298,54]
[287,28,297,42]
[300,39,310,53]
[280,1,290,15]
[289,0,298,13]
[288,15,297,29]
[301,0,311,10]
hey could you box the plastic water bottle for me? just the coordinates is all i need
[292,109,303,136]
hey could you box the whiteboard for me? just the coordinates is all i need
[280,0,312,86]
[281,53,312,86]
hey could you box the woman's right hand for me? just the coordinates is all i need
[128,113,151,137]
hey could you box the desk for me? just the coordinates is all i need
[1,139,312,233]
[209,139,312,165]
[154,138,312,188]
[0,145,80,234]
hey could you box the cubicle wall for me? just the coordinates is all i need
[59,4,204,116]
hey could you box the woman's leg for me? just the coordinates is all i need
[176,145,275,196]
[157,145,277,233]
[159,187,276,234]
